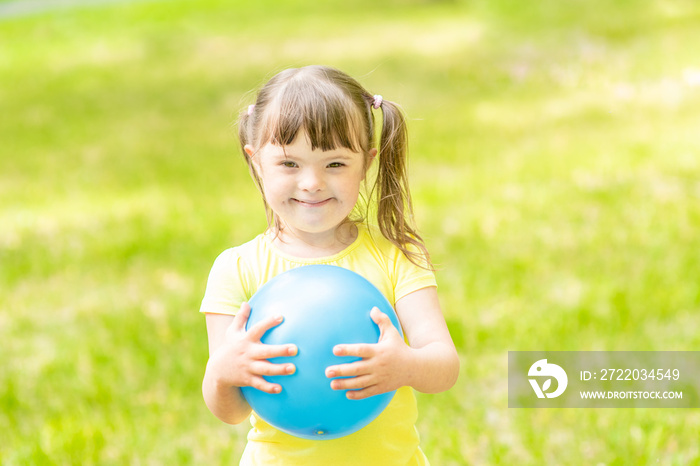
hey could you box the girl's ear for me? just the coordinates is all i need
[244,144,256,157]
[363,148,378,179]
[245,144,262,172]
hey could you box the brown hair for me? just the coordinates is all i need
[238,65,431,269]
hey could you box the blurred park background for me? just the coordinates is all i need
[2,0,700,464]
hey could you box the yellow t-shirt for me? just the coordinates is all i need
[200,223,436,466]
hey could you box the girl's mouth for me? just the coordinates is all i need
[293,198,332,207]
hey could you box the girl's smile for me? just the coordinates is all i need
[293,198,332,207]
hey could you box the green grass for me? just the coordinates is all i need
[2,0,700,464]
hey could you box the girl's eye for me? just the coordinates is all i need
[328,162,344,168]
[281,161,297,168]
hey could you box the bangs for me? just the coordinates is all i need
[258,77,370,153]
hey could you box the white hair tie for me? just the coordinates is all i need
[372,95,383,109]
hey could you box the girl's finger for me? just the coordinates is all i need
[247,314,285,341]
[248,376,283,395]
[325,360,367,378]
[370,307,387,325]
[252,343,298,360]
[370,307,397,340]
[333,343,374,358]
[330,374,373,391]
[345,385,381,400]
[230,302,252,331]
[250,360,296,377]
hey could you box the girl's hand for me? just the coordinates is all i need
[208,302,298,394]
[324,307,411,400]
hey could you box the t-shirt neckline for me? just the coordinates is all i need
[263,224,366,264]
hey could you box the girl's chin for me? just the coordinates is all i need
[278,221,354,238]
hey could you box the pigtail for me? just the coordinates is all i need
[374,99,433,270]
[238,107,251,155]
[238,103,274,228]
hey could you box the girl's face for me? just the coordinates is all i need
[245,133,375,244]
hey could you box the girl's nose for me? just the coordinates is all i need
[299,168,324,192]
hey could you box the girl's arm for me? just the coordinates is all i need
[202,304,298,424]
[325,286,460,398]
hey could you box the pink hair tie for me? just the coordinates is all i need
[247,104,255,116]
[372,95,383,109]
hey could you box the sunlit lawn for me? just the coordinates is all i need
[2,0,700,464]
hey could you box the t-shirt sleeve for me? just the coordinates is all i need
[199,248,248,316]
[393,245,437,302]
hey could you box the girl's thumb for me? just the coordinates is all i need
[370,307,392,338]
[233,302,252,330]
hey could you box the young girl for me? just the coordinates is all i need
[200,65,459,465]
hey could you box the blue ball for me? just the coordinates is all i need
[241,264,403,440]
